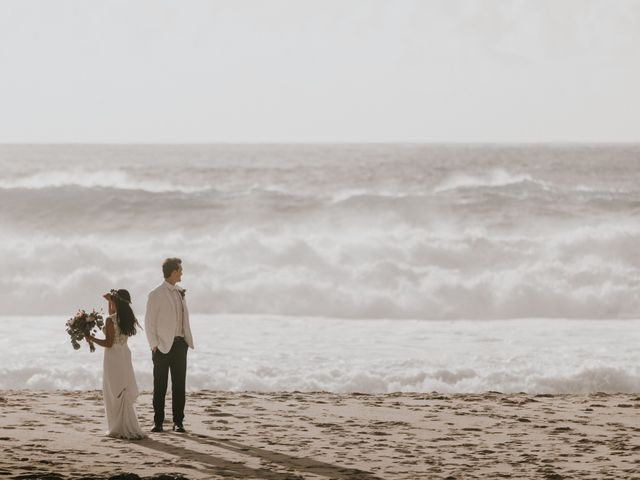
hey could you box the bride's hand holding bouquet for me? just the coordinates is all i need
[84,292,119,350]
[65,309,104,352]
[66,291,118,352]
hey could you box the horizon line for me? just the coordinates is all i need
[1,141,640,147]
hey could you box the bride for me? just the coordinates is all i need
[86,289,146,440]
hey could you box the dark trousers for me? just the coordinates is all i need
[152,338,188,425]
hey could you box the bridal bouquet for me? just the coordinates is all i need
[66,309,104,352]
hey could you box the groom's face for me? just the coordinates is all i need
[168,265,183,284]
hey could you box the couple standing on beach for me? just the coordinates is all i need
[86,257,194,439]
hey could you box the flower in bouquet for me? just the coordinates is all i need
[66,309,104,352]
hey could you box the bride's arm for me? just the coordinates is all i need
[86,317,115,348]
[103,293,116,315]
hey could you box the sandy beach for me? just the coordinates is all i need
[1,390,640,479]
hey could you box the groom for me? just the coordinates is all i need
[145,257,194,433]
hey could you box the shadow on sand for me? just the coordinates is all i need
[137,432,383,480]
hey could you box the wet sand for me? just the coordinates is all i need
[1,390,640,479]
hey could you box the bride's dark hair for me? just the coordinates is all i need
[112,289,139,337]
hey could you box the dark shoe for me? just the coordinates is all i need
[151,424,163,433]
[173,423,186,433]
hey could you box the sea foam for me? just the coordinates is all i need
[2,316,639,394]
[0,144,638,320]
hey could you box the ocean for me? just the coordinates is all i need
[1,144,639,393]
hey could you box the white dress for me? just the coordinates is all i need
[103,314,146,440]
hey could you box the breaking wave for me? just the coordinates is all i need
[433,169,547,192]
[1,144,639,319]
[0,169,209,193]
[1,221,639,319]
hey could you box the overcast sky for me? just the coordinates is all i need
[0,0,638,143]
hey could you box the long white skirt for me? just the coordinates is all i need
[103,343,146,440]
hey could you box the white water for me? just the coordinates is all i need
[1,144,639,320]
[1,144,639,394]
[2,316,639,394]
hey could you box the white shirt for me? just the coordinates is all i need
[164,281,184,338]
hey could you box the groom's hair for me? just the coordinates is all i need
[163,257,182,279]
